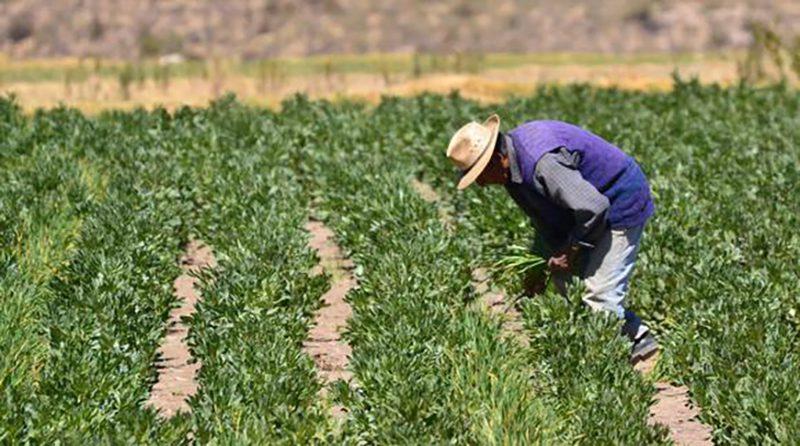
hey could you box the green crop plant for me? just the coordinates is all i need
[0,103,94,440]
[165,98,333,442]
[492,245,547,297]
[276,95,667,444]
[0,79,797,444]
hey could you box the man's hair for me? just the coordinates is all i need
[495,131,506,154]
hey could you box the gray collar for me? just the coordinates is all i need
[503,134,523,184]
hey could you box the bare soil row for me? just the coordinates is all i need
[302,219,357,418]
[147,240,215,418]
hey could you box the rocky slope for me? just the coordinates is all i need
[2,0,799,59]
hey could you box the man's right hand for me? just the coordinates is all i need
[547,245,581,273]
[547,253,571,272]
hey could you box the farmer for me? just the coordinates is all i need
[446,115,658,362]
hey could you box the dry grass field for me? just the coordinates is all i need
[0,52,742,114]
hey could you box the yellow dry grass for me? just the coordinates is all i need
[1,55,743,114]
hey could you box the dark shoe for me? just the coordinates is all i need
[621,309,644,342]
[630,332,659,364]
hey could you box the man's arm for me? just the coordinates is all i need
[533,148,610,251]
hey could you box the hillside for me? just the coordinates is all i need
[2,0,800,59]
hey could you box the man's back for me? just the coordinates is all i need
[508,120,654,231]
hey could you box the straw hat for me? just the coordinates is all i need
[446,114,501,190]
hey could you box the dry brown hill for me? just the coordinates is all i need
[2,0,800,59]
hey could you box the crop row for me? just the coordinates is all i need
[171,100,333,442]
[0,102,200,441]
[0,95,672,443]
[3,81,797,443]
[0,98,344,442]
[0,103,95,440]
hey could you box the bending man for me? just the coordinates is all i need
[446,115,658,362]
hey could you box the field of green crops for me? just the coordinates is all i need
[1,80,798,444]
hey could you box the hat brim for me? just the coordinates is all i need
[456,114,501,190]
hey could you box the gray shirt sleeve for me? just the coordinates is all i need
[532,148,609,249]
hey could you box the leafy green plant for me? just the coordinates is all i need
[1,80,797,444]
[385,83,799,444]
[492,245,547,296]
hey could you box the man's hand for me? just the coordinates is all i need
[547,245,581,273]
[547,252,571,272]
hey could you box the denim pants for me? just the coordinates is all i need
[553,224,649,341]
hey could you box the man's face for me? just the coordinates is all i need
[475,150,509,186]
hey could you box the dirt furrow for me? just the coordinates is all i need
[408,178,527,345]
[472,267,529,346]
[147,240,215,418]
[409,178,454,230]
[636,356,713,445]
[303,219,356,418]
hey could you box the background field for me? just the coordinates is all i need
[1,81,798,443]
[3,0,800,113]
[0,52,742,113]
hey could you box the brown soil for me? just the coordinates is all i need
[409,178,454,230]
[636,354,713,445]
[409,178,440,203]
[3,1,780,59]
[146,240,215,418]
[409,178,526,345]
[303,219,356,418]
[472,267,528,347]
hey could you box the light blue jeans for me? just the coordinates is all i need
[553,224,649,341]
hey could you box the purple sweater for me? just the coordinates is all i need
[507,120,654,244]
